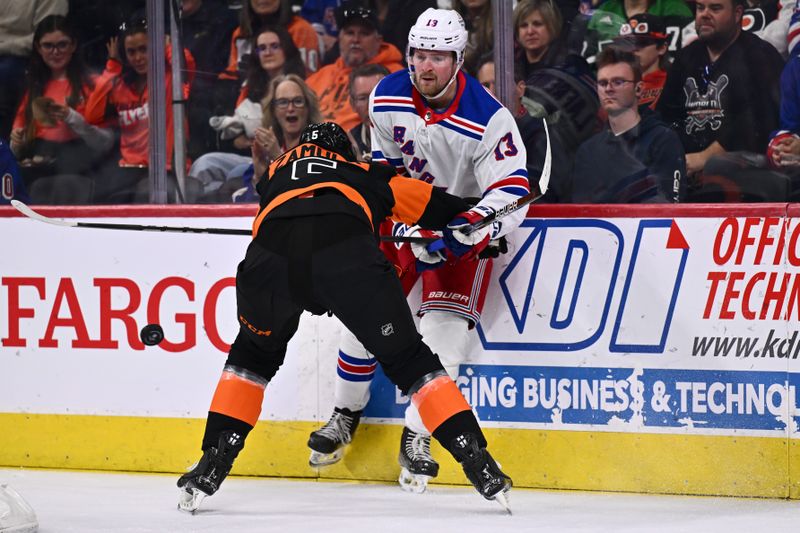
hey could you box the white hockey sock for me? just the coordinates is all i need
[404,312,471,435]
[333,328,376,411]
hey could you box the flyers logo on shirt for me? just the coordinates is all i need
[118,104,148,127]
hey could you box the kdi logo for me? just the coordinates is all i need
[478,219,689,354]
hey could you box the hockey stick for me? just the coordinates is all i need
[12,122,550,245]
[463,119,551,236]
[10,200,253,236]
[10,200,440,244]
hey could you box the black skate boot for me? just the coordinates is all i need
[398,426,439,493]
[177,430,244,513]
[307,407,362,467]
[451,433,512,513]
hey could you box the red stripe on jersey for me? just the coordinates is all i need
[486,177,531,192]
[447,115,485,134]
[374,97,413,105]
[338,359,378,374]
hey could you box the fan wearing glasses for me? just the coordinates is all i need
[657,0,783,179]
[189,26,306,200]
[10,15,113,204]
[571,47,685,203]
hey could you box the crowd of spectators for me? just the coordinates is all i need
[1,0,799,205]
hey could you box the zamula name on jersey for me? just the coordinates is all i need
[271,143,340,168]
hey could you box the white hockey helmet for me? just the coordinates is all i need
[406,8,468,98]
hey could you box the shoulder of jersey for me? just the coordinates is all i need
[458,73,505,128]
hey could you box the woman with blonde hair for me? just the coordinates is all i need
[514,0,575,80]
[225,74,322,202]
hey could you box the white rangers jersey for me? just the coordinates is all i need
[369,69,530,239]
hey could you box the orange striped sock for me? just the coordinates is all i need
[209,366,267,427]
[411,375,471,434]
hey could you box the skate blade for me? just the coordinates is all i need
[308,448,345,468]
[177,487,206,514]
[398,468,432,494]
[493,490,512,515]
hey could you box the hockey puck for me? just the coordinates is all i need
[140,324,164,346]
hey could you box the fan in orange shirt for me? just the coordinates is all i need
[84,19,196,204]
[10,15,113,204]
[305,3,404,132]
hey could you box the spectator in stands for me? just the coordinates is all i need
[190,25,306,197]
[580,0,692,65]
[684,0,792,57]
[0,0,68,140]
[180,0,239,159]
[84,19,196,203]
[657,0,784,181]
[347,63,389,161]
[613,14,670,111]
[180,0,238,78]
[311,0,437,68]
[514,0,589,81]
[9,15,113,204]
[221,73,322,202]
[476,56,571,202]
[572,47,685,202]
[306,3,403,131]
[454,0,493,75]
[693,53,800,203]
[300,0,341,58]
[221,0,321,79]
[0,138,30,205]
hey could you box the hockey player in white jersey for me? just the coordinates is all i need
[307,8,532,494]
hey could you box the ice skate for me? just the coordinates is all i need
[307,407,362,467]
[177,430,244,513]
[397,426,439,493]
[451,433,512,513]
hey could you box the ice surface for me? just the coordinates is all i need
[2,468,799,532]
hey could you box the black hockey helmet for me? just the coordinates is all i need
[300,122,356,161]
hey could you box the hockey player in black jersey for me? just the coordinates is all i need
[177,122,512,513]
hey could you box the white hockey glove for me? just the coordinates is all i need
[404,225,446,272]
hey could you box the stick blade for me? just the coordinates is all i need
[11,199,77,228]
[537,119,551,196]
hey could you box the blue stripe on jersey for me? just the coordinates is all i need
[498,186,530,197]
[510,168,530,179]
[439,119,483,141]
[372,105,416,115]
[337,367,375,381]
[374,70,411,98]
